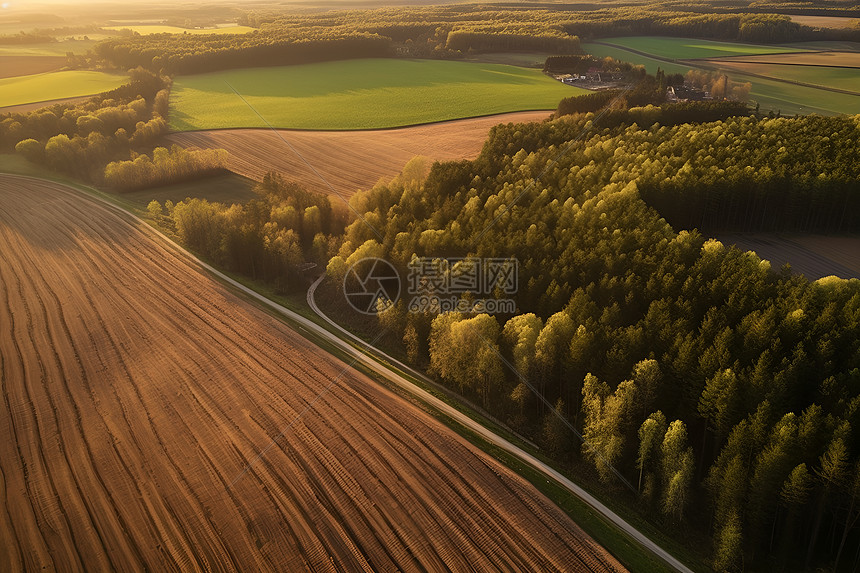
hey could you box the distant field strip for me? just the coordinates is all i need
[0,40,96,57]
[706,61,860,94]
[0,55,66,79]
[0,96,92,115]
[0,175,625,572]
[169,111,550,197]
[593,36,808,60]
[0,70,126,108]
[169,59,577,131]
[719,234,860,279]
[710,51,860,68]
[104,24,256,35]
[787,15,860,29]
[583,39,860,116]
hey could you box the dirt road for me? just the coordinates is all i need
[0,174,624,571]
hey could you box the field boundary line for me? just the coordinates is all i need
[222,79,384,241]
[166,109,555,135]
[702,59,860,69]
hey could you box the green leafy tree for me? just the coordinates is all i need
[637,411,667,496]
[661,420,694,522]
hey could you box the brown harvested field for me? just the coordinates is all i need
[0,55,66,79]
[0,95,90,115]
[0,174,624,572]
[707,51,860,67]
[787,15,860,29]
[719,233,860,279]
[168,111,551,198]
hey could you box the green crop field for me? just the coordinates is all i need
[717,62,860,93]
[597,36,807,60]
[169,58,580,131]
[0,70,127,107]
[583,40,860,116]
[745,77,860,115]
[104,24,256,35]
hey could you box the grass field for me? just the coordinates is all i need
[169,59,579,131]
[744,77,860,115]
[104,24,256,35]
[462,52,550,68]
[595,36,807,60]
[583,40,860,116]
[710,61,860,93]
[119,172,259,206]
[0,70,127,108]
[0,39,97,57]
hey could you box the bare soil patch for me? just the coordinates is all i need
[719,233,860,279]
[0,174,624,572]
[0,55,66,79]
[788,15,860,29]
[168,111,551,198]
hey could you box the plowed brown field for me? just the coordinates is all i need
[0,56,66,80]
[719,233,860,279]
[167,111,551,198]
[0,174,624,572]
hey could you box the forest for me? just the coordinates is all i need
[311,110,860,571]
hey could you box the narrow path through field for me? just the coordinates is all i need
[0,174,624,572]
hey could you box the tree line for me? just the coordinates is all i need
[150,173,347,291]
[86,4,857,76]
[104,145,227,191]
[1,68,228,189]
[94,33,394,75]
[544,55,643,76]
